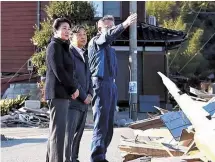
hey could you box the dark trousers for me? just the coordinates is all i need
[90,80,118,162]
[46,99,70,162]
[65,106,88,162]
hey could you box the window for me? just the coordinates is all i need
[92,1,121,18]
[92,1,103,17]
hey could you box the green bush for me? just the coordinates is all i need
[32,19,52,48]
[31,1,96,77]
[0,95,29,116]
[31,50,46,76]
[45,1,95,24]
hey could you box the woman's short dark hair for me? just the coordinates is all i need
[52,18,71,31]
[70,25,86,39]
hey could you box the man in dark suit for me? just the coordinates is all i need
[65,25,93,162]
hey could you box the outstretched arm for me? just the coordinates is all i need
[95,13,137,45]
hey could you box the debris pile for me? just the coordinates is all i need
[1,106,49,128]
[118,72,215,162]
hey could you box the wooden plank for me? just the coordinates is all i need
[179,129,194,147]
[151,156,202,162]
[128,116,164,130]
[154,106,169,114]
[133,129,172,138]
[151,150,204,162]
[128,157,153,162]
[127,156,151,162]
[183,141,196,155]
[119,139,185,157]
[147,113,159,119]
[180,129,194,142]
[120,152,145,162]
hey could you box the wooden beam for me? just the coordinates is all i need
[126,156,151,162]
[179,129,195,147]
[129,116,164,130]
[119,139,185,157]
[151,156,203,162]
[154,106,169,114]
[120,152,144,162]
[133,129,172,139]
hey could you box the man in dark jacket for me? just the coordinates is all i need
[45,18,80,162]
[65,25,93,162]
[88,14,137,162]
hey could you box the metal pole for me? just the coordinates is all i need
[37,1,41,30]
[129,1,138,121]
[165,52,170,107]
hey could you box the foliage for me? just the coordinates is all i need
[146,1,176,24]
[146,1,215,78]
[37,81,46,104]
[82,23,97,43]
[0,95,29,116]
[184,29,203,55]
[31,19,52,48]
[163,16,186,31]
[31,50,46,76]
[45,1,95,24]
[31,1,96,77]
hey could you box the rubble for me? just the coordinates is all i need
[118,72,215,162]
[1,107,49,128]
[190,87,215,100]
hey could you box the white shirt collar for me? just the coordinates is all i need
[73,46,83,53]
[73,45,85,62]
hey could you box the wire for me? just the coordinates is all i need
[188,2,215,14]
[6,60,28,84]
[169,5,203,68]
[178,31,215,73]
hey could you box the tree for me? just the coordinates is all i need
[46,1,95,24]
[163,16,186,31]
[182,1,215,76]
[146,1,176,24]
[146,1,215,78]
[31,1,97,77]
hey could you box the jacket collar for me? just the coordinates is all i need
[51,37,70,51]
[70,45,86,62]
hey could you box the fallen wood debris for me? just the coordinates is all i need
[129,116,164,131]
[1,107,49,128]
[119,138,186,157]
[150,155,203,162]
[154,106,169,114]
[118,72,215,162]
[129,154,204,162]
[190,87,215,100]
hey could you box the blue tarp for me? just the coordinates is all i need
[160,101,215,141]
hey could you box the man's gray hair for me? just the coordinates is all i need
[102,15,115,22]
